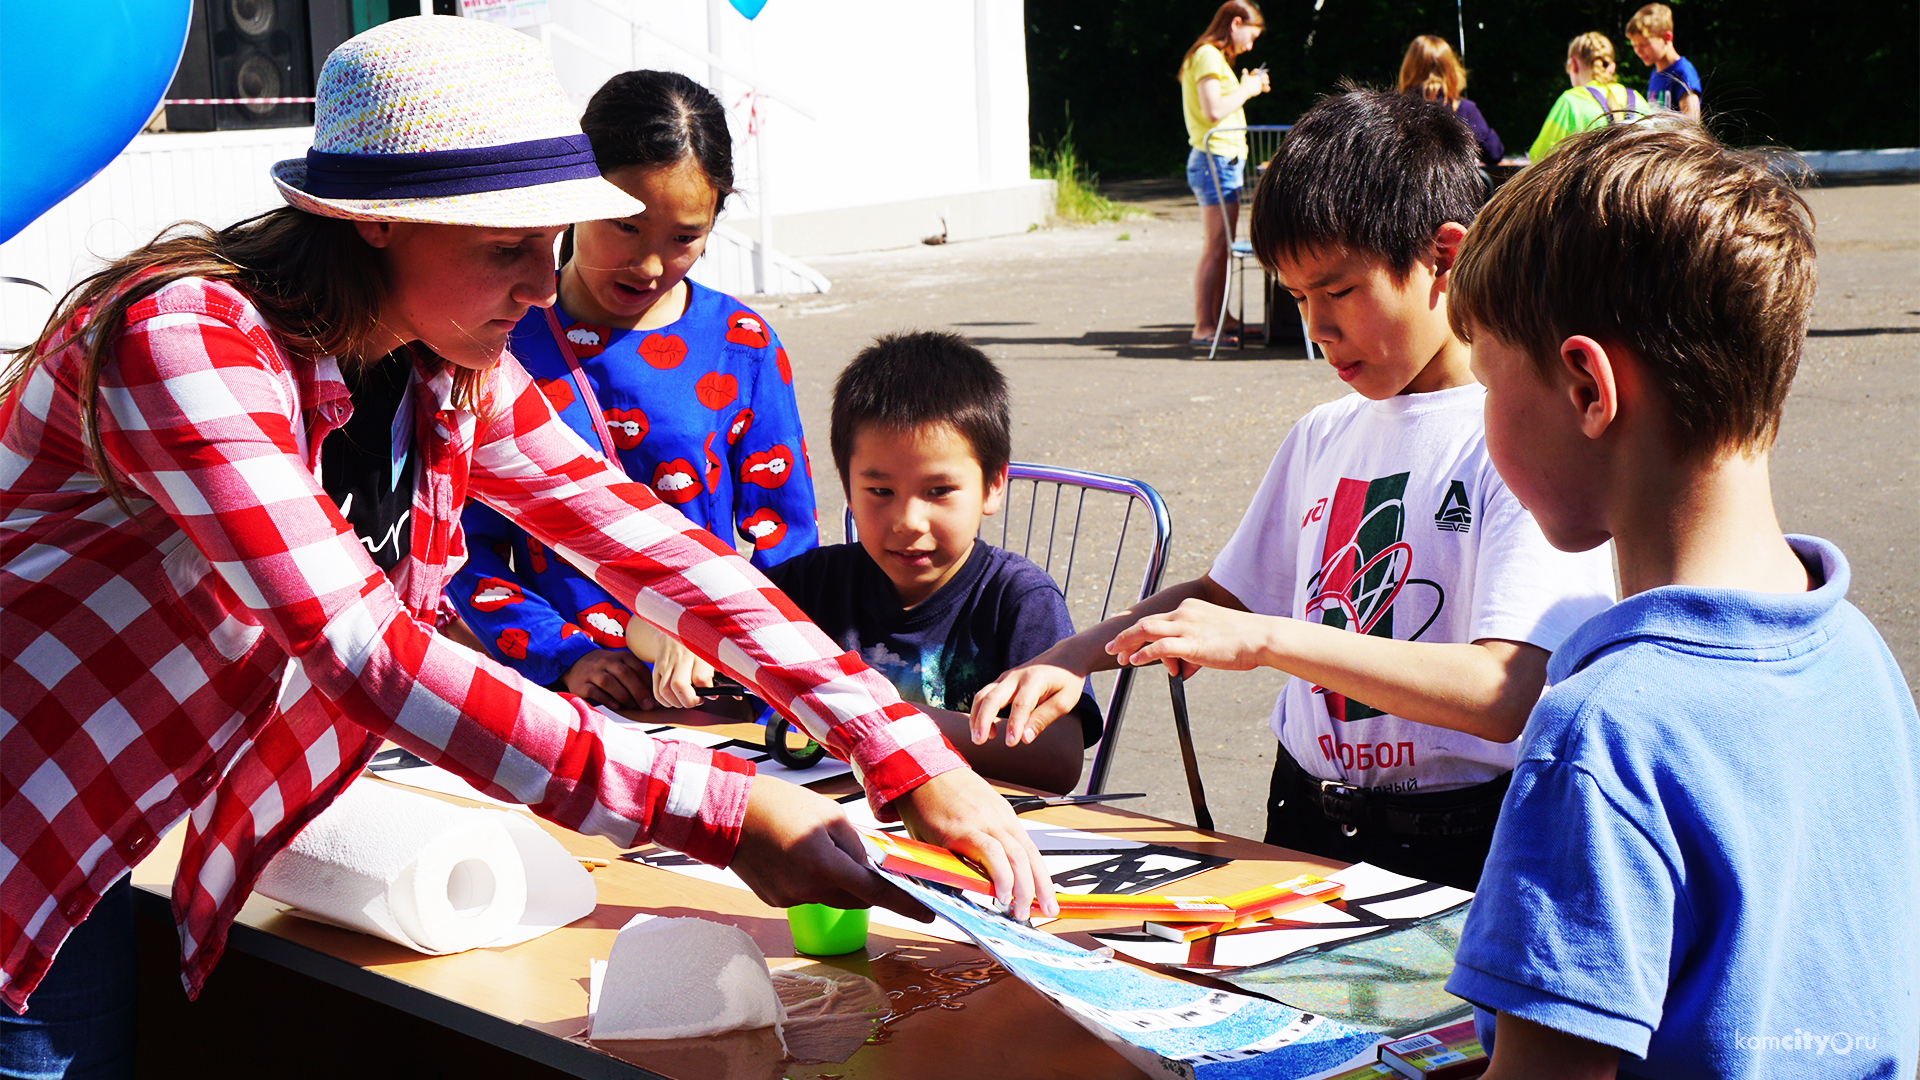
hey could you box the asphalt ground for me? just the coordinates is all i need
[755,176,1920,839]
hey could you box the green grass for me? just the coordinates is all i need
[1031,130,1143,225]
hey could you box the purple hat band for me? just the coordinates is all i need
[302,133,600,200]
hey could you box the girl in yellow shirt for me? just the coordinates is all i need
[1180,1,1269,347]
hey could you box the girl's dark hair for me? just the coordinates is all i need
[1249,84,1484,279]
[579,70,735,203]
[0,208,408,511]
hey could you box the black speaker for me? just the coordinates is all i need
[306,2,464,80]
[165,0,315,131]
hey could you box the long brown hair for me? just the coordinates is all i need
[1397,34,1468,102]
[3,208,417,512]
[1180,1,1265,77]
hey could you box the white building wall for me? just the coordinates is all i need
[0,1,1047,344]
[546,0,1037,214]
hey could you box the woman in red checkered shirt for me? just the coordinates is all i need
[0,18,1050,1075]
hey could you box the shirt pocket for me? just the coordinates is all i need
[159,535,267,663]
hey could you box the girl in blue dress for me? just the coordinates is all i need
[448,70,817,709]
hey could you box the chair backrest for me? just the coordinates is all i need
[1200,124,1292,189]
[1202,125,1319,362]
[844,463,1171,794]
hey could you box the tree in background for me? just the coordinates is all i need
[1028,0,1917,179]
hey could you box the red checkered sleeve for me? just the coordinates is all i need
[90,295,762,864]
[465,360,970,815]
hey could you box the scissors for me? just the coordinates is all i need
[693,675,752,701]
[1005,792,1147,815]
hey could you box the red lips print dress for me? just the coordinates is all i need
[448,278,817,685]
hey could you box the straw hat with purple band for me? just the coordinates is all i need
[271,16,641,227]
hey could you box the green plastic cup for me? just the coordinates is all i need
[786,903,869,956]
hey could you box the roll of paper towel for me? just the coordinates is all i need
[257,779,596,954]
[590,917,785,1042]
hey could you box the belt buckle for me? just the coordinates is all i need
[1316,777,1367,833]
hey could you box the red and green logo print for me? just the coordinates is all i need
[1303,472,1422,722]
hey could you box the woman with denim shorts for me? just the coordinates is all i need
[1180,1,1270,348]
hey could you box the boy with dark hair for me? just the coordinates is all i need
[1626,3,1702,119]
[635,331,1099,794]
[973,89,1615,889]
[1445,123,1918,1079]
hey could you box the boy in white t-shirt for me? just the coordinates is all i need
[970,88,1615,889]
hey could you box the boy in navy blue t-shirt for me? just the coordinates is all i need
[1445,123,1919,1078]
[1627,3,1702,119]
[633,331,1099,794]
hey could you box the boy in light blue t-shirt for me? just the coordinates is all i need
[1445,123,1919,1078]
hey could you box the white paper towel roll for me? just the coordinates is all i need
[590,917,785,1042]
[257,779,593,954]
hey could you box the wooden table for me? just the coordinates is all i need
[131,708,1343,1080]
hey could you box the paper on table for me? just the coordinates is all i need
[367,753,530,811]
[626,804,1230,944]
[369,706,856,812]
[1090,863,1470,972]
[589,915,785,1043]
[620,845,973,942]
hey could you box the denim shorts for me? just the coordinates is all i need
[1187,147,1244,206]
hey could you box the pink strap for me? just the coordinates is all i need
[542,306,625,467]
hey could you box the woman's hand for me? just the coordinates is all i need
[1242,67,1271,96]
[894,769,1057,921]
[730,775,934,921]
[561,649,657,710]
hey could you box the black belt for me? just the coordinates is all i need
[1277,751,1509,838]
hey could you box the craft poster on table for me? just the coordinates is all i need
[879,868,1382,1080]
[1092,863,1474,1036]
[622,805,1232,944]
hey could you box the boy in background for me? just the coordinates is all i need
[1446,124,1919,1078]
[972,89,1615,890]
[635,331,1100,794]
[1627,3,1702,119]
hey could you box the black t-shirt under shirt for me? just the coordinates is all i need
[765,540,1104,747]
[320,358,416,572]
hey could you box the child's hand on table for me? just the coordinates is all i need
[625,615,716,710]
[562,649,658,710]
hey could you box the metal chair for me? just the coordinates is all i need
[1201,125,1317,363]
[846,463,1177,799]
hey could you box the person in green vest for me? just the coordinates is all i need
[1527,32,1651,161]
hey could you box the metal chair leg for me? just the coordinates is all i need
[1210,244,1234,361]
[1167,672,1215,832]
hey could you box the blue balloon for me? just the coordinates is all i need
[0,0,193,244]
[728,0,769,19]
